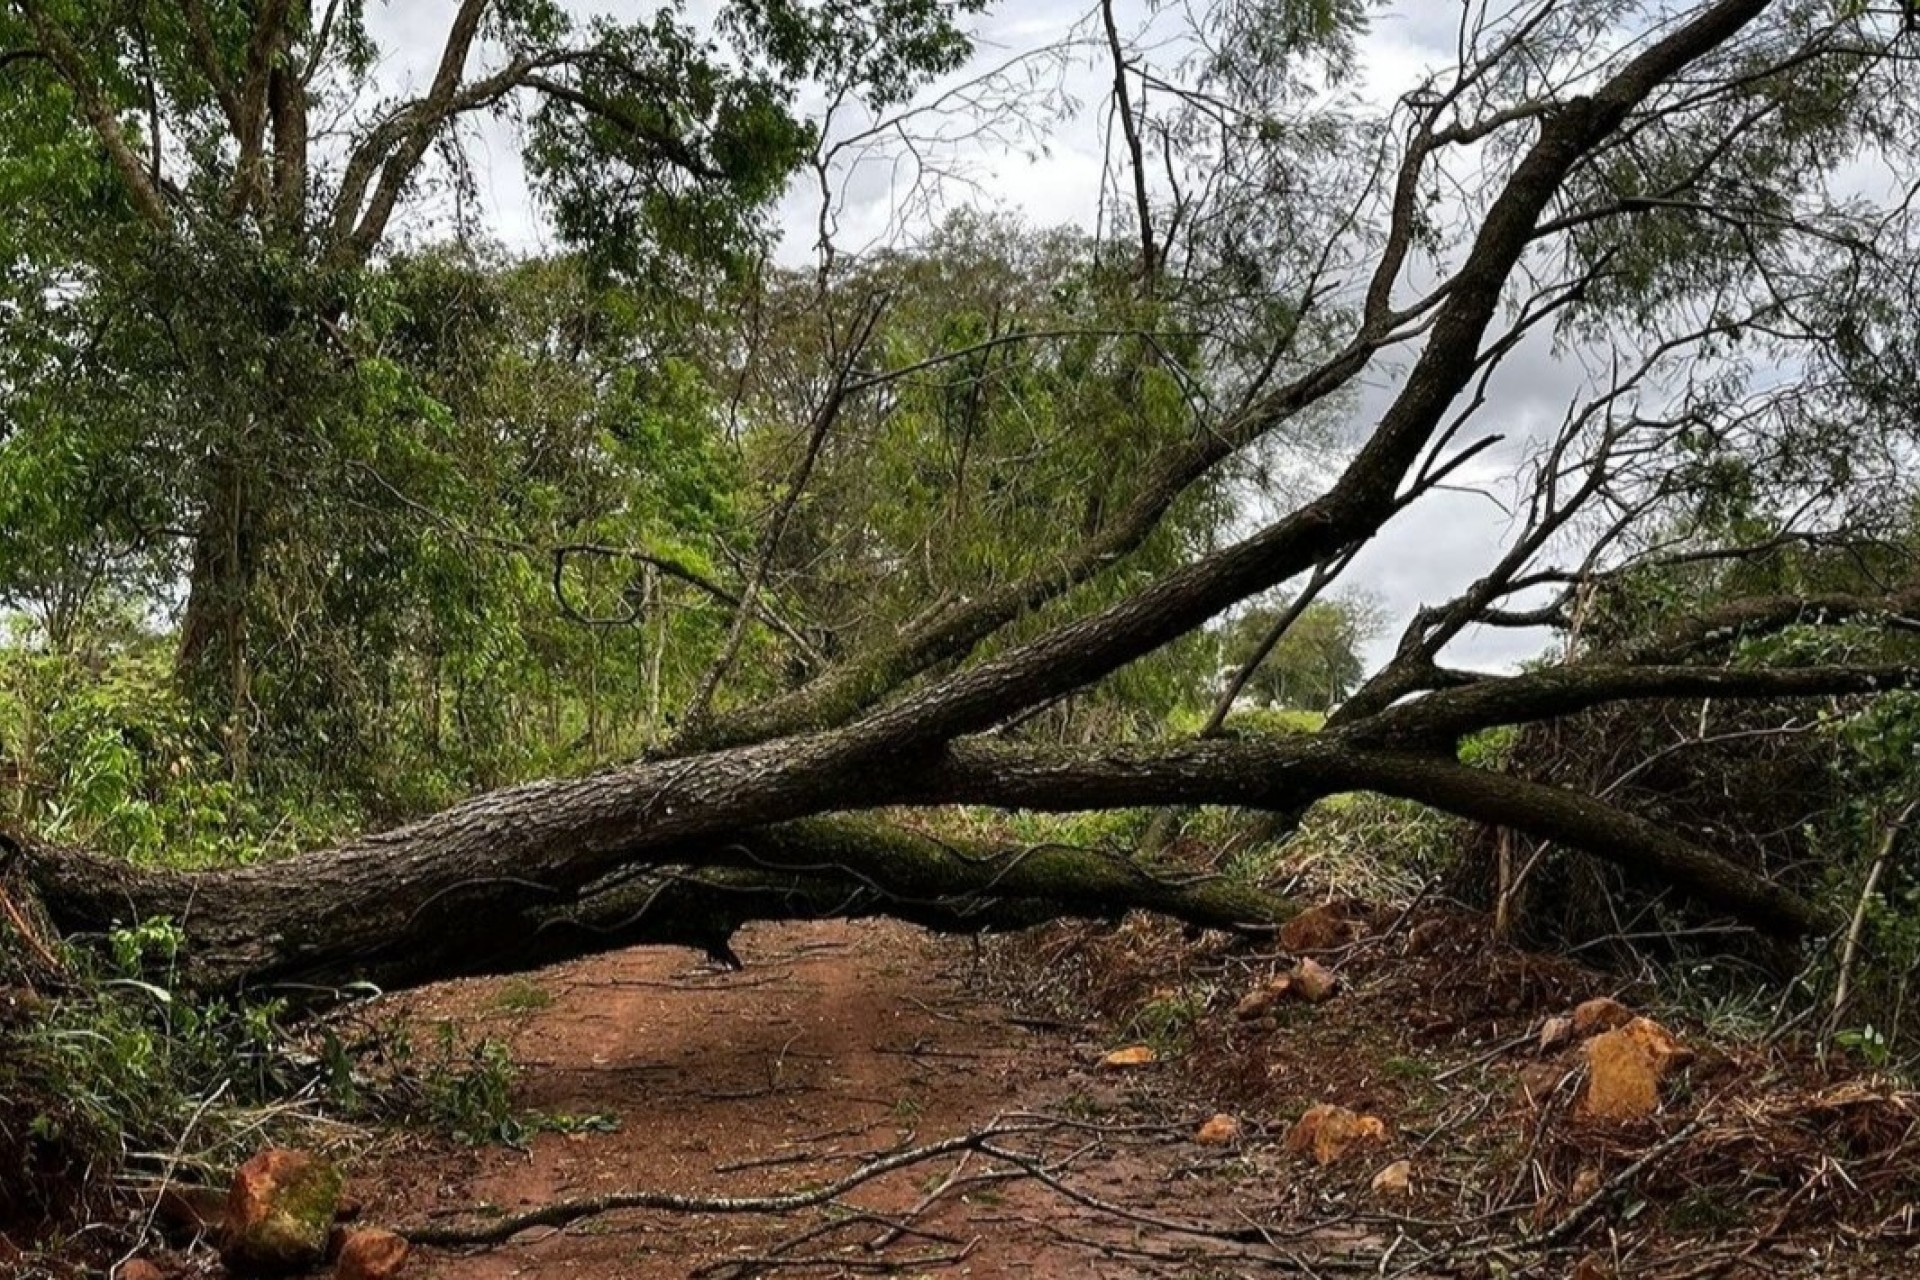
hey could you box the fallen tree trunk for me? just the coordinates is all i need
[8,0,1884,1008]
[6,813,1297,996]
[9,680,1845,998]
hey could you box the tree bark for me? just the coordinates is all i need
[15,653,1879,998]
[7,814,1295,996]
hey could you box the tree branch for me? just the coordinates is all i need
[18,0,172,232]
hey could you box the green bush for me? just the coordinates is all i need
[0,648,358,866]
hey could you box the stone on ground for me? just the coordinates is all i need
[1570,996,1635,1037]
[1370,1159,1413,1196]
[1195,1113,1241,1145]
[1290,957,1339,1003]
[334,1228,410,1280]
[1234,976,1292,1019]
[1283,1103,1389,1165]
[221,1147,346,1272]
[1280,903,1364,952]
[1579,1017,1693,1120]
[1099,1044,1157,1069]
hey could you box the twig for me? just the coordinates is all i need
[1432,1030,1537,1083]
[1826,797,1919,1050]
[405,1122,1043,1247]
[1534,1116,1706,1247]
[698,1240,976,1277]
[0,879,62,975]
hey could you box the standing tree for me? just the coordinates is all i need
[0,0,984,775]
[1218,594,1383,713]
[9,0,1920,995]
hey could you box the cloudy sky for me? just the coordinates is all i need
[358,1,1575,673]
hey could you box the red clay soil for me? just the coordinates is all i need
[354,919,1299,1279]
[331,905,1920,1280]
[18,893,1919,1276]
[52,898,1903,1280]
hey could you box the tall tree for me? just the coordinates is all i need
[0,0,983,772]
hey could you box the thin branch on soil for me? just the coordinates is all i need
[696,1241,977,1277]
[975,1139,1334,1250]
[1431,1030,1538,1082]
[865,1151,1024,1250]
[403,1122,1045,1247]
[1535,1116,1708,1247]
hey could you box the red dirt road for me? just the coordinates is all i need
[360,920,1265,1279]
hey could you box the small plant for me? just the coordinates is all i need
[419,1025,521,1145]
[0,916,311,1240]
[1835,1023,1893,1069]
[1381,1055,1433,1081]
[1059,1091,1104,1120]
[491,979,553,1014]
[1125,988,1206,1057]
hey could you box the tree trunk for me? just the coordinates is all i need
[176,457,260,784]
[7,811,1296,998]
[10,659,1864,1001]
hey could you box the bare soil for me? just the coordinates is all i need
[105,905,1920,1280]
[355,919,1280,1279]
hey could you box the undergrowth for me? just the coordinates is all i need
[0,907,593,1265]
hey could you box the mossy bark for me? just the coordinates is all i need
[10,817,1294,1000]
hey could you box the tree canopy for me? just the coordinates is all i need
[3,0,1920,1005]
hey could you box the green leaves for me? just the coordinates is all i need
[721,0,985,108]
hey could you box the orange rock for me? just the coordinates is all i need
[1280,904,1363,952]
[335,1228,410,1280]
[1570,996,1634,1037]
[1195,1113,1241,1145]
[118,1261,167,1280]
[1234,977,1291,1019]
[223,1148,344,1272]
[1100,1045,1157,1069]
[1283,1103,1389,1165]
[1579,1017,1693,1120]
[1290,958,1339,1003]
[1370,1159,1413,1196]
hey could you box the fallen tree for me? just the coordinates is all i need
[12,0,1920,998]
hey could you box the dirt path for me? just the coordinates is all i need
[359,920,1264,1279]
[343,911,1920,1280]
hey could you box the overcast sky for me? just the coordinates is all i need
[358,1,1573,674]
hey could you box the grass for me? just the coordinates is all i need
[491,979,554,1014]
[1124,989,1209,1057]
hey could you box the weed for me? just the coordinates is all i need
[417,1025,519,1144]
[1059,1091,1104,1120]
[491,979,553,1014]
[1668,1188,1747,1232]
[0,917,314,1237]
[1125,988,1206,1057]
[1381,1055,1433,1081]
